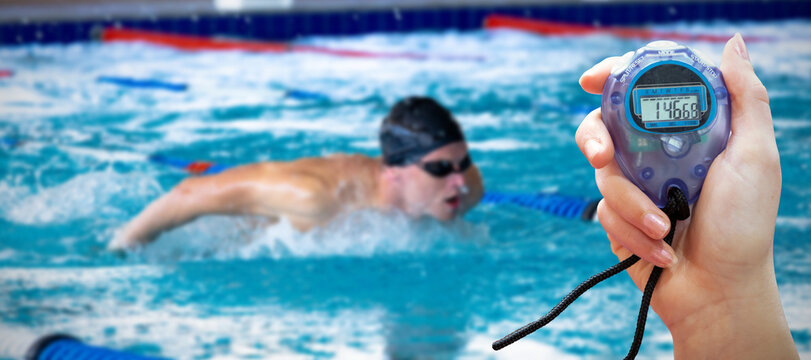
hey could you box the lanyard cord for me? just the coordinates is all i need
[493,187,690,359]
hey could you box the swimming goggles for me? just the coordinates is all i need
[418,154,472,178]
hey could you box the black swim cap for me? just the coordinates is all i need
[379,97,465,166]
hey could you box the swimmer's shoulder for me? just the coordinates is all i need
[255,153,377,168]
[289,153,381,173]
[326,153,381,167]
[250,153,380,186]
[292,153,381,196]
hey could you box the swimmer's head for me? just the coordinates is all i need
[380,97,471,221]
[380,96,465,167]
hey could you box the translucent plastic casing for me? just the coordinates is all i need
[601,41,731,207]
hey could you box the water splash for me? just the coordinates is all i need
[132,211,490,263]
[2,169,162,225]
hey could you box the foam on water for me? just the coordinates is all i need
[0,265,387,358]
[2,169,162,225]
[132,210,490,263]
[777,216,811,230]
[0,265,165,289]
[462,334,579,359]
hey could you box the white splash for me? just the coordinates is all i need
[135,210,489,262]
[2,170,162,225]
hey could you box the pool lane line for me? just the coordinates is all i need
[482,191,599,221]
[101,28,485,62]
[22,333,167,360]
[95,75,333,102]
[0,69,13,78]
[284,89,331,102]
[484,15,773,43]
[1,136,22,148]
[97,76,188,92]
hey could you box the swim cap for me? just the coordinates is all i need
[379,97,465,166]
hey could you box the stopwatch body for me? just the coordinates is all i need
[601,41,731,207]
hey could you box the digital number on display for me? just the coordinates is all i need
[632,85,706,129]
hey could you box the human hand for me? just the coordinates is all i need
[107,221,154,251]
[575,34,797,358]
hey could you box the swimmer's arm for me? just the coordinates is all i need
[460,164,484,214]
[109,163,331,250]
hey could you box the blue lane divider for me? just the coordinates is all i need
[97,76,188,92]
[26,334,166,360]
[96,76,329,102]
[482,191,599,221]
[284,88,330,101]
[37,340,165,360]
[1,136,22,148]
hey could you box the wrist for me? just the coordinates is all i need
[667,266,797,359]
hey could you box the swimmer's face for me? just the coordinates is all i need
[392,142,470,221]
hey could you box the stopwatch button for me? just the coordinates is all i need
[693,164,708,178]
[646,40,678,49]
[661,136,691,158]
[610,51,635,74]
[641,167,655,181]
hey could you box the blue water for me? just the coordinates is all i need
[1,20,810,359]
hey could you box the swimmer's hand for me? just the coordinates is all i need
[106,231,129,252]
[575,34,797,359]
[107,223,156,251]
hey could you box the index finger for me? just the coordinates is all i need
[579,56,622,94]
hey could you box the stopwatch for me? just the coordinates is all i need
[601,41,731,207]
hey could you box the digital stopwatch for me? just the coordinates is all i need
[601,41,731,207]
[494,41,730,356]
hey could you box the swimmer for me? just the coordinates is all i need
[109,96,484,250]
[575,34,799,358]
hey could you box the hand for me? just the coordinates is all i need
[575,34,797,358]
[107,221,156,251]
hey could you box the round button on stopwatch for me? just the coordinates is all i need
[601,41,731,207]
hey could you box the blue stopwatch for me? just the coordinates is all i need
[601,41,731,207]
[493,41,731,355]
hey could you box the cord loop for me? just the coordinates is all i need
[494,187,690,360]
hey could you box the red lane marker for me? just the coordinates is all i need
[185,161,213,174]
[102,28,289,52]
[484,15,768,43]
[100,28,480,61]
[0,69,13,78]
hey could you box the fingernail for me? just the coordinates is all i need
[585,140,602,159]
[734,33,750,62]
[643,213,669,238]
[655,246,678,268]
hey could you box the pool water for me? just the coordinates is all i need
[1,20,810,359]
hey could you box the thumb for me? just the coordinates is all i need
[720,33,777,163]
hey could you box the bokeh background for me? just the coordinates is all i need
[1,1,810,359]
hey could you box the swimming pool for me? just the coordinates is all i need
[1,20,810,359]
